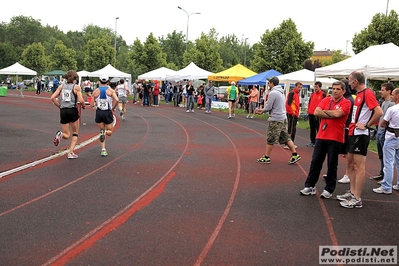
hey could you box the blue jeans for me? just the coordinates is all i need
[143,93,149,106]
[304,139,342,193]
[186,95,194,110]
[153,95,159,106]
[165,92,170,104]
[381,137,399,190]
[376,128,386,176]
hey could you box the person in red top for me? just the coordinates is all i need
[300,81,351,198]
[338,71,383,208]
[153,80,160,107]
[285,82,302,145]
[307,81,326,147]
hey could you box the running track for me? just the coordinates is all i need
[0,91,398,266]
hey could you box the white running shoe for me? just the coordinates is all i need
[338,175,350,184]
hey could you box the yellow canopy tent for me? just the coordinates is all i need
[208,64,257,83]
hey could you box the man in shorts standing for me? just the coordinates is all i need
[337,71,383,208]
[256,76,301,165]
[90,75,119,157]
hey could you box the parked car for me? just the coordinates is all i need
[214,86,228,101]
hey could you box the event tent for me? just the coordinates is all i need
[44,70,66,76]
[166,62,214,80]
[315,42,399,81]
[237,69,282,86]
[278,69,338,95]
[208,64,257,83]
[89,64,131,79]
[0,62,37,97]
[138,67,177,80]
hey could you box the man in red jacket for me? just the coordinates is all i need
[307,81,326,147]
[285,82,302,148]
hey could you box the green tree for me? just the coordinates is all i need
[352,10,399,54]
[0,42,19,68]
[49,40,77,71]
[251,18,314,74]
[83,36,115,71]
[218,34,241,69]
[20,43,47,75]
[158,30,185,69]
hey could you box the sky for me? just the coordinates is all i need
[2,0,397,55]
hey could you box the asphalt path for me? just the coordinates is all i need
[0,90,398,266]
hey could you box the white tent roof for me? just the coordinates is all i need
[278,69,338,95]
[89,64,131,79]
[166,62,214,80]
[138,67,177,80]
[315,43,399,80]
[77,70,91,77]
[0,62,36,76]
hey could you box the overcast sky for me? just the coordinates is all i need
[2,0,396,55]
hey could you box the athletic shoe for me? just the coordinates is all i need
[246,115,250,119]
[288,154,301,164]
[338,175,350,184]
[191,109,194,112]
[186,110,190,113]
[250,116,254,119]
[320,190,332,199]
[300,187,316,196]
[119,110,123,116]
[283,145,289,149]
[393,184,399,191]
[372,186,392,194]
[228,115,232,119]
[256,155,270,164]
[340,198,363,208]
[122,115,125,120]
[53,131,62,146]
[306,142,315,147]
[101,149,108,157]
[336,190,354,201]
[68,152,78,159]
[100,129,106,143]
[369,174,383,180]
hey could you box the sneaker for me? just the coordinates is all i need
[191,109,194,113]
[338,175,350,184]
[336,190,354,201]
[300,187,316,196]
[340,198,363,208]
[283,145,289,149]
[393,184,399,191]
[306,142,315,147]
[246,115,250,119]
[53,131,62,146]
[122,115,125,120]
[288,154,301,164]
[119,110,123,116]
[256,155,270,164]
[186,110,190,113]
[101,149,108,157]
[320,190,332,199]
[372,186,392,194]
[68,152,78,159]
[228,115,232,119]
[250,116,254,119]
[370,174,383,180]
[100,129,106,143]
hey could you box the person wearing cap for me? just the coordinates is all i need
[226,81,239,119]
[204,80,215,113]
[51,70,86,159]
[256,76,301,164]
[246,84,259,119]
[90,75,119,157]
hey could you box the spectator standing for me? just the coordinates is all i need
[246,85,259,119]
[51,70,86,159]
[337,71,383,208]
[186,80,195,112]
[6,75,11,89]
[226,81,239,119]
[285,82,303,147]
[255,76,301,165]
[173,81,181,107]
[142,80,151,106]
[153,80,160,107]
[36,76,42,95]
[373,87,399,194]
[165,82,171,104]
[52,76,60,93]
[299,81,351,198]
[204,80,215,113]
[369,83,395,181]
[307,81,326,147]
[132,79,138,104]
[90,75,119,157]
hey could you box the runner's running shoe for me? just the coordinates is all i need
[54,131,62,146]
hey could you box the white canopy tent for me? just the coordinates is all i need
[89,64,131,88]
[315,43,399,81]
[166,62,214,80]
[0,62,37,97]
[138,67,177,80]
[77,70,92,85]
[277,69,338,95]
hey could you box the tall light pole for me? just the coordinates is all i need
[244,38,248,66]
[114,17,119,63]
[177,6,200,51]
[386,0,390,16]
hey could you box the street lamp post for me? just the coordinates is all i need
[244,38,248,66]
[386,0,390,16]
[177,6,200,51]
[114,17,119,62]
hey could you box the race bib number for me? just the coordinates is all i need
[62,91,71,102]
[97,99,109,110]
[351,105,358,123]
